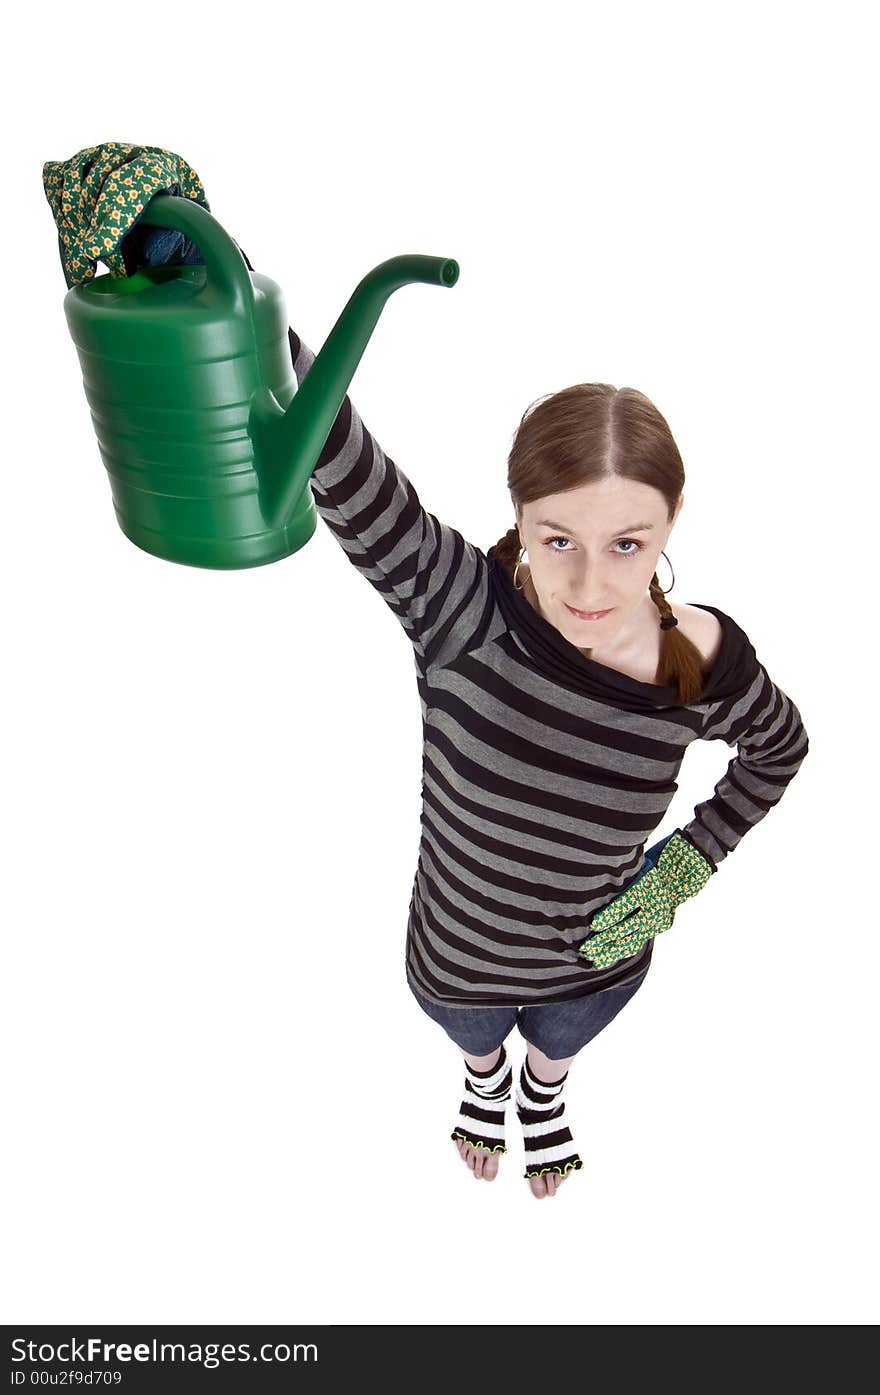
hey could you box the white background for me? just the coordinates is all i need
[5,0,876,1327]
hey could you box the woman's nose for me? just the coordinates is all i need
[573,558,610,604]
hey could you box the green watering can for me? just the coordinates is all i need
[62,193,460,568]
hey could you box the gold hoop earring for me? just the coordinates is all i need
[513,546,527,591]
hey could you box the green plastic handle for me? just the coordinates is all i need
[137,194,254,311]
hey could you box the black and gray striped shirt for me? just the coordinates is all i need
[291,330,809,1009]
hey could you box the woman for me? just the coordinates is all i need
[260,263,809,1200]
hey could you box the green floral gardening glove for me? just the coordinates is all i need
[578,832,716,970]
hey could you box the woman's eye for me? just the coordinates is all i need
[544,535,644,558]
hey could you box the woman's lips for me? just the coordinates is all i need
[565,603,614,621]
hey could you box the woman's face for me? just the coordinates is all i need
[516,476,684,653]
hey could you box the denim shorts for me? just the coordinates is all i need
[407,836,670,1059]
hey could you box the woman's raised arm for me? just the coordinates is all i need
[288,325,491,671]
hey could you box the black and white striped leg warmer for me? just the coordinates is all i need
[516,1058,584,1180]
[450,1043,512,1155]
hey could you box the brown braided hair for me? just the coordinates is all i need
[494,383,708,703]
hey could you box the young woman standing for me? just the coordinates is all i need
[262,268,808,1200]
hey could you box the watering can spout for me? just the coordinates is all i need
[251,254,460,531]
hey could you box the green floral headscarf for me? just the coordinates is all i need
[42,141,209,289]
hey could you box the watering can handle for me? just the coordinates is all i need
[137,193,254,311]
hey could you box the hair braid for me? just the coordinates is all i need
[495,524,521,577]
[648,574,674,625]
[648,573,705,695]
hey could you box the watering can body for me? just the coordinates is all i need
[62,194,459,569]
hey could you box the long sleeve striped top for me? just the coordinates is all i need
[288,328,809,1010]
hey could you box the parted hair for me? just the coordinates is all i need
[494,383,708,703]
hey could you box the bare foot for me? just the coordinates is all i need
[453,1137,502,1180]
[526,1166,571,1199]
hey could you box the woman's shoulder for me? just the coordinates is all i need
[672,602,725,673]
